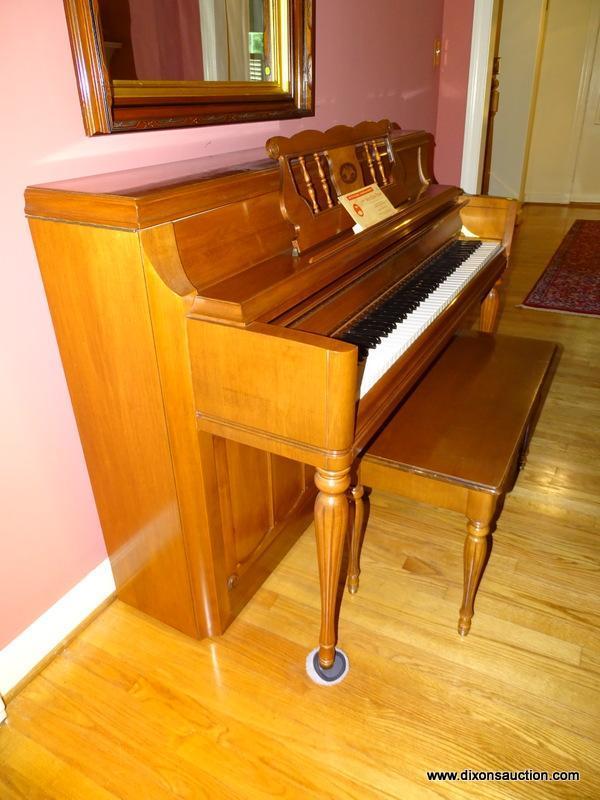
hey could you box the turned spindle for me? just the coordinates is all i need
[314,152,334,208]
[298,155,319,214]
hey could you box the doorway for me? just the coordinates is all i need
[462,0,599,204]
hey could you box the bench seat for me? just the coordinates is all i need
[355,332,558,635]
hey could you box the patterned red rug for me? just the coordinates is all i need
[521,219,600,317]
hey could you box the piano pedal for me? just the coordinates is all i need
[305,647,350,686]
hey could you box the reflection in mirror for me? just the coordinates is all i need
[63,0,313,133]
[98,0,277,83]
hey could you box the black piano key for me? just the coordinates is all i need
[337,238,483,350]
[351,321,396,336]
[372,311,409,323]
[341,331,380,347]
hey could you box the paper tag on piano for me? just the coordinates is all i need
[338,183,397,233]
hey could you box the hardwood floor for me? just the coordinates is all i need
[1,204,599,799]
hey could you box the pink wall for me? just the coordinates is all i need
[0,0,447,649]
[435,0,474,185]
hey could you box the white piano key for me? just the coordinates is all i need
[358,241,501,397]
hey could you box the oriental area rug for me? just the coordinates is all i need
[521,219,600,317]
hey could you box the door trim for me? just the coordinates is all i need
[460,0,498,193]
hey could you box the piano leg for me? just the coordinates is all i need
[347,483,365,594]
[458,491,499,636]
[313,467,351,672]
[480,278,502,333]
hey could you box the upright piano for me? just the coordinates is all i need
[26,120,516,680]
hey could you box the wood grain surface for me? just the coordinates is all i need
[363,333,558,492]
[2,204,599,798]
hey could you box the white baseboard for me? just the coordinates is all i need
[524,191,570,204]
[569,193,600,204]
[0,559,115,699]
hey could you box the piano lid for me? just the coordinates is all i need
[24,148,276,230]
[26,122,464,327]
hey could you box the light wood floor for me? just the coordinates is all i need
[1,204,599,799]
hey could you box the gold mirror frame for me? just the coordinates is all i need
[63,0,314,135]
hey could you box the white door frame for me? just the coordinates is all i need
[460,0,498,193]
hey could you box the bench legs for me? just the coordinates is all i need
[459,491,500,636]
[346,481,502,637]
[347,484,365,594]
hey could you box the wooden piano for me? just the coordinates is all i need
[26,120,517,683]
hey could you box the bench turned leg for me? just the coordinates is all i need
[459,492,500,636]
[480,278,502,333]
[314,467,351,670]
[347,484,365,594]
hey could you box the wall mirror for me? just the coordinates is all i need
[64,0,314,135]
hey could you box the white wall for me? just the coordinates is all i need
[488,0,544,198]
[525,0,597,203]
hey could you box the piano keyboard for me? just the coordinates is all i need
[337,239,502,398]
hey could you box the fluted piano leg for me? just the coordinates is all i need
[458,492,499,636]
[313,467,351,671]
[347,483,365,594]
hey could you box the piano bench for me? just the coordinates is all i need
[358,332,558,636]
